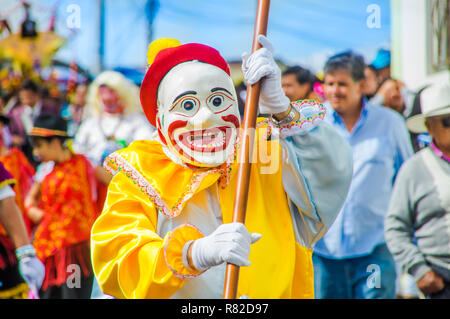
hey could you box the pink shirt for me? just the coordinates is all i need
[431,141,450,164]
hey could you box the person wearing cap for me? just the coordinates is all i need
[90,36,353,299]
[370,49,391,83]
[0,162,45,299]
[368,49,415,118]
[385,82,450,299]
[26,114,98,298]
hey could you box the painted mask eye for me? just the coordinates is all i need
[207,92,235,114]
[169,95,200,117]
[211,96,223,107]
[182,99,195,111]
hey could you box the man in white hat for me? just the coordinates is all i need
[385,82,450,299]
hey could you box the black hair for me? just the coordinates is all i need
[375,76,394,93]
[366,64,377,74]
[324,51,366,82]
[282,65,319,85]
[20,79,39,93]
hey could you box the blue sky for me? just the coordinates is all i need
[0,0,391,76]
[153,0,391,71]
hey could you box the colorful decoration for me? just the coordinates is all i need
[0,1,69,97]
[0,32,66,72]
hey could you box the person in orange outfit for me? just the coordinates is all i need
[26,114,98,299]
[91,37,353,299]
[0,115,35,237]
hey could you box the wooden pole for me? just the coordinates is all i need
[222,0,271,300]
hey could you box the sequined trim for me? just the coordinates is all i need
[0,282,28,299]
[104,153,173,216]
[104,153,232,218]
[262,99,326,137]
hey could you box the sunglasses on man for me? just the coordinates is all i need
[441,115,450,128]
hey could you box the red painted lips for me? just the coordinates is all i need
[178,126,233,153]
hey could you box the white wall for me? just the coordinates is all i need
[391,0,450,91]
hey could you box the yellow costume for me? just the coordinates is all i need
[91,118,352,299]
[90,38,353,299]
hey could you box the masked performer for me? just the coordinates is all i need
[91,37,353,299]
[73,71,155,214]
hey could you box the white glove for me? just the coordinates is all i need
[16,245,45,290]
[241,35,290,115]
[190,223,262,271]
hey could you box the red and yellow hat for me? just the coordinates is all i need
[29,114,70,138]
[140,38,230,127]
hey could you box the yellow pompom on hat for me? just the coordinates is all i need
[140,38,230,126]
[146,38,181,67]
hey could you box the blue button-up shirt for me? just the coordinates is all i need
[313,99,414,259]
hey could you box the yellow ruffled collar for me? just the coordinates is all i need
[104,140,236,218]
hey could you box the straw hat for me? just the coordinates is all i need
[406,82,450,133]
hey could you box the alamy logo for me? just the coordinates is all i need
[366,264,381,288]
[366,4,381,29]
[66,4,81,29]
[66,264,81,288]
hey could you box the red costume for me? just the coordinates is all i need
[0,148,35,237]
[33,153,98,290]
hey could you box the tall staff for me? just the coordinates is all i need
[223,0,271,300]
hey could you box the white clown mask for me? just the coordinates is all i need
[156,61,241,168]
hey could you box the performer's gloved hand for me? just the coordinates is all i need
[241,35,291,115]
[189,223,262,271]
[16,244,45,290]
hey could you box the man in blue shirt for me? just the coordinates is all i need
[312,51,413,299]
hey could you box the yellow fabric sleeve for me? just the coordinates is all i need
[164,223,205,279]
[90,171,204,299]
